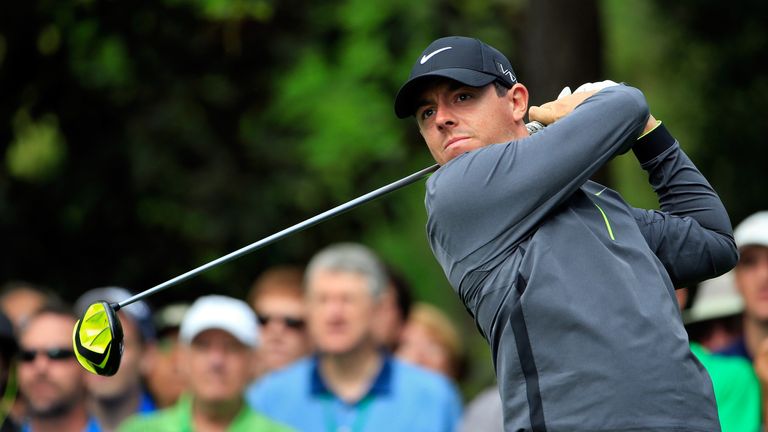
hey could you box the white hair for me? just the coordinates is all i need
[305,243,387,298]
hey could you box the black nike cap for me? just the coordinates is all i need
[394,36,518,118]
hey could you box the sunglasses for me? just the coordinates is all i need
[19,348,75,363]
[256,314,305,330]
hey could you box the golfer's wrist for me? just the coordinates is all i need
[632,121,674,164]
[638,115,661,139]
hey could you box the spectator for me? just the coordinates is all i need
[17,305,98,432]
[396,302,465,381]
[0,283,59,428]
[0,283,52,329]
[371,267,412,352]
[1,311,19,432]
[716,211,768,427]
[119,295,293,432]
[144,302,189,408]
[74,287,156,431]
[683,271,743,351]
[247,243,462,432]
[719,211,768,361]
[247,266,311,378]
[676,287,760,431]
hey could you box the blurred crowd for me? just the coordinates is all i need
[1,210,767,431]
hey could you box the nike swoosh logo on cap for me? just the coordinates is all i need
[420,47,452,64]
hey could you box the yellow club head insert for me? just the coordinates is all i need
[72,301,124,376]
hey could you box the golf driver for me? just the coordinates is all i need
[73,121,545,376]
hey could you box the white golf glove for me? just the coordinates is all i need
[530,80,620,126]
[557,80,619,100]
[573,80,619,94]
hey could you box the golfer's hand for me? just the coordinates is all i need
[528,91,597,125]
[529,80,620,125]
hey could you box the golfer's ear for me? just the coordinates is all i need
[509,83,529,122]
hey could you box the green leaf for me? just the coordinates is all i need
[6,110,67,182]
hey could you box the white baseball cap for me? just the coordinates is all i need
[683,271,744,325]
[180,295,259,347]
[734,211,768,249]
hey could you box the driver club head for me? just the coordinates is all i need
[72,301,124,376]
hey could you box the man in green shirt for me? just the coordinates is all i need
[678,287,760,431]
[120,295,293,432]
[689,343,760,432]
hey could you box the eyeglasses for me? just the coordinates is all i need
[19,348,75,363]
[256,314,305,330]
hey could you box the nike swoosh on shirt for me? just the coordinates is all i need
[420,47,452,64]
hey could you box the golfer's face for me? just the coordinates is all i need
[183,329,253,403]
[416,79,518,165]
[306,270,376,355]
[18,313,87,417]
[736,245,768,320]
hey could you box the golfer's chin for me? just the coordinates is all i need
[442,139,482,164]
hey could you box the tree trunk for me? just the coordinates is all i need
[519,0,609,185]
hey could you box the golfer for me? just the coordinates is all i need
[395,36,737,431]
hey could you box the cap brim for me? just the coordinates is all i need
[683,299,744,324]
[181,318,256,347]
[738,240,768,249]
[394,69,498,118]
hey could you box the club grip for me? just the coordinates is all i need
[526,121,545,135]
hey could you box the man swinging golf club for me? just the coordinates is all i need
[71,33,737,432]
[393,36,737,431]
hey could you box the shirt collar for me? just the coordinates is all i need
[310,352,393,399]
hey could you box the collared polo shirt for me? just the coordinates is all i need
[246,354,461,432]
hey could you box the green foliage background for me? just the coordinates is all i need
[1,0,766,396]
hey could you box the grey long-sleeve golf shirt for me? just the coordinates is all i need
[425,85,737,431]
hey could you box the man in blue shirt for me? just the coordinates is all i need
[247,243,461,432]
